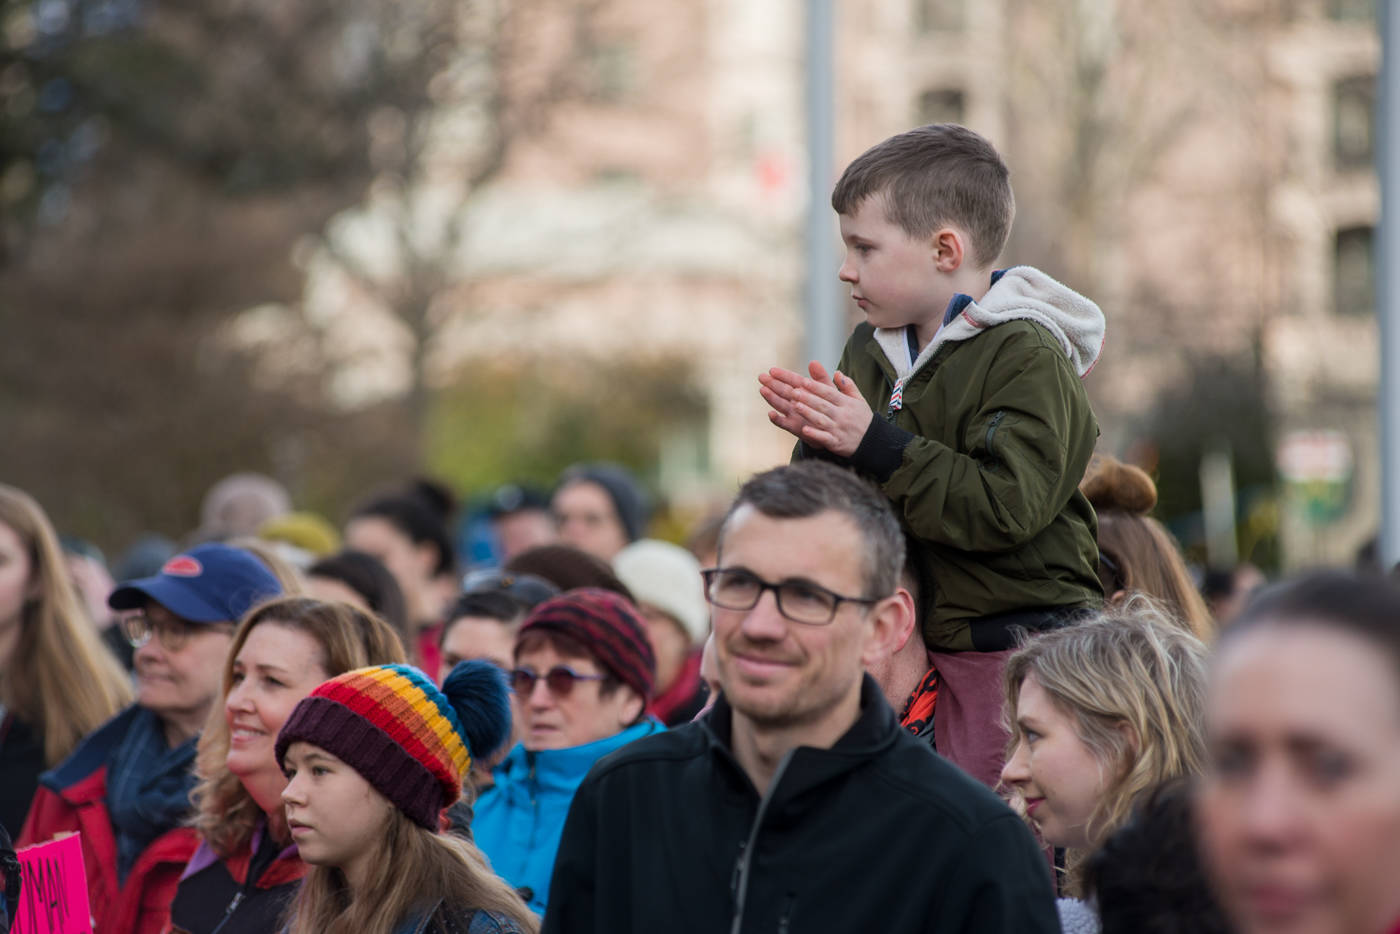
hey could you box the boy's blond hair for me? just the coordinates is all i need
[831,123,1015,267]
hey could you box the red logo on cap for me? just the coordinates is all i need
[162,556,203,577]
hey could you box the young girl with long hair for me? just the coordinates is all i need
[0,484,131,833]
[168,597,406,933]
[276,661,536,934]
[999,600,1209,931]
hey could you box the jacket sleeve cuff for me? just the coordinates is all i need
[797,440,854,468]
[851,417,915,483]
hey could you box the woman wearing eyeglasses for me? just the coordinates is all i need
[472,589,662,917]
[0,485,131,836]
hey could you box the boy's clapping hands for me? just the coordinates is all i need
[758,361,874,458]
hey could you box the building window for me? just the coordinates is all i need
[1334,225,1375,316]
[1328,0,1376,22]
[914,0,964,33]
[589,42,637,103]
[917,88,965,126]
[1333,75,1375,170]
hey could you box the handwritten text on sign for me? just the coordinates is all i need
[13,835,92,934]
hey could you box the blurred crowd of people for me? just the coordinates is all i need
[0,453,1393,934]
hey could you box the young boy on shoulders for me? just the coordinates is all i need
[759,124,1103,781]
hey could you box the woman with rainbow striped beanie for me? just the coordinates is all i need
[275,661,537,934]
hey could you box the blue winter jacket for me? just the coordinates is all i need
[472,719,664,916]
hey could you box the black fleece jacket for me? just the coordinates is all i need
[543,676,1058,934]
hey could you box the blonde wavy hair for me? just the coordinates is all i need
[0,485,131,765]
[1002,598,1208,892]
[284,806,538,934]
[191,596,406,856]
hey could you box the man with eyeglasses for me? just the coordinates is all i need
[472,587,663,917]
[544,461,1058,934]
[19,543,281,934]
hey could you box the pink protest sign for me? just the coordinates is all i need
[12,834,92,934]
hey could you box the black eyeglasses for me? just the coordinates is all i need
[510,665,606,698]
[460,570,560,608]
[701,568,878,625]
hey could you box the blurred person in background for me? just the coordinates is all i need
[613,540,710,725]
[1000,601,1208,931]
[551,463,649,562]
[60,535,118,636]
[440,571,559,679]
[227,536,307,594]
[1080,779,1231,934]
[440,571,558,787]
[503,543,633,600]
[0,485,132,834]
[1080,454,1214,640]
[168,597,405,934]
[684,511,725,570]
[305,549,411,649]
[472,589,661,916]
[19,543,282,934]
[63,536,139,670]
[344,482,458,672]
[1200,563,1266,628]
[255,511,341,570]
[194,473,292,543]
[1198,572,1400,934]
[488,485,558,563]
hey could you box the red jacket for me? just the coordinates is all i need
[18,708,198,934]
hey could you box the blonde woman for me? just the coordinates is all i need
[168,597,405,933]
[0,484,130,833]
[999,601,1208,932]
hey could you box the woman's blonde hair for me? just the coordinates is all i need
[1081,455,1215,640]
[191,596,406,856]
[1002,599,1209,891]
[285,806,538,934]
[0,485,131,765]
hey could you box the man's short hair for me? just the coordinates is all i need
[830,123,1014,267]
[720,461,904,600]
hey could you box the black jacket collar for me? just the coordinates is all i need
[700,674,899,805]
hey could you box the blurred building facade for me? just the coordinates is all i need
[281,0,1380,562]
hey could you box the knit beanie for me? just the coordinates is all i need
[517,588,655,702]
[275,660,511,829]
[556,463,650,543]
[613,539,708,645]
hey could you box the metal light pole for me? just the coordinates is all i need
[1380,0,1400,567]
[804,0,843,371]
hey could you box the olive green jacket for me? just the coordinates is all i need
[801,266,1104,650]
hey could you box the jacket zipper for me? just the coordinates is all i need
[208,891,244,934]
[526,752,539,851]
[984,410,1007,456]
[729,751,795,934]
[776,893,796,934]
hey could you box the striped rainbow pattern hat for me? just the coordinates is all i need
[275,663,472,829]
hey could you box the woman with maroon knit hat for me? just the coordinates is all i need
[471,588,663,917]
